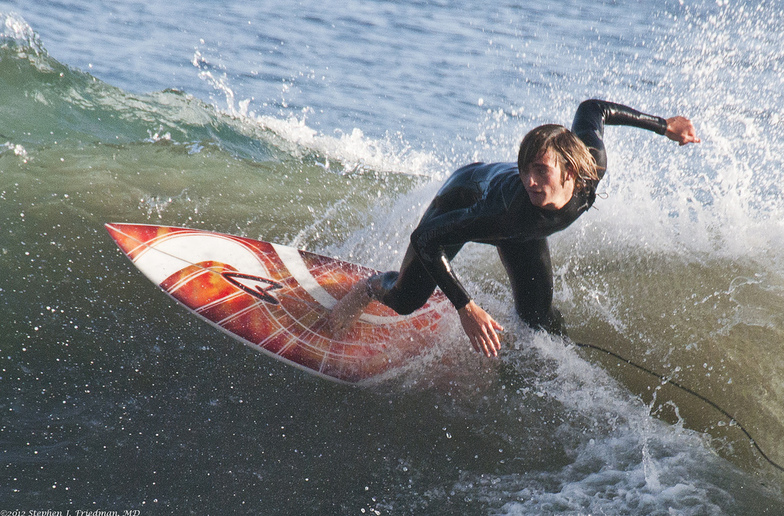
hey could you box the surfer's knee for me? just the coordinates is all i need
[387,299,421,316]
[366,271,396,301]
[367,271,426,315]
[517,305,567,336]
[541,308,567,336]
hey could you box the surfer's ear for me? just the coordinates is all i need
[561,164,577,185]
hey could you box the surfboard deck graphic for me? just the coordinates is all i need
[105,223,448,384]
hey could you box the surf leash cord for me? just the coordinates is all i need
[573,340,784,473]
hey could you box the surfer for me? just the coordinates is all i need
[328,99,700,357]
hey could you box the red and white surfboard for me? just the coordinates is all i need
[105,223,448,384]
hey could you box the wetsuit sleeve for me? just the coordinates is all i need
[571,99,668,178]
[409,206,496,310]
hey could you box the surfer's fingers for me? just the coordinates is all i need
[467,331,489,356]
[476,336,492,358]
[489,324,502,349]
[665,116,701,146]
[482,322,502,353]
[468,334,482,354]
[478,327,498,358]
[457,301,501,357]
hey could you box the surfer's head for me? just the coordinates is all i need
[517,124,598,194]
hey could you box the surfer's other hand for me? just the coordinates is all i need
[665,116,701,146]
[458,301,503,358]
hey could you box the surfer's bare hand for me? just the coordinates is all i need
[458,301,503,358]
[665,116,701,146]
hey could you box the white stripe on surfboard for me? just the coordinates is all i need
[132,232,270,287]
[270,243,409,325]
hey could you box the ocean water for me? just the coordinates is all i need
[2,0,784,513]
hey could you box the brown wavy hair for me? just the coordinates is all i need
[517,124,599,191]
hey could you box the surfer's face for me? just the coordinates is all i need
[521,149,575,210]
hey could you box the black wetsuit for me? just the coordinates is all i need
[368,99,668,333]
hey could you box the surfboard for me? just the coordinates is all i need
[105,223,448,384]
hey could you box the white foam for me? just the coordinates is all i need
[0,12,43,52]
[192,45,446,180]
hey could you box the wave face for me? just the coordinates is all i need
[2,2,784,513]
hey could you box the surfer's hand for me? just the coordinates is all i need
[665,116,701,146]
[458,301,503,358]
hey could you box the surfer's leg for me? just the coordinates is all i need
[326,277,374,338]
[328,238,459,337]
[497,238,565,335]
[326,243,438,336]
[326,245,433,337]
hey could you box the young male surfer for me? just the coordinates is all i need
[328,99,700,357]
